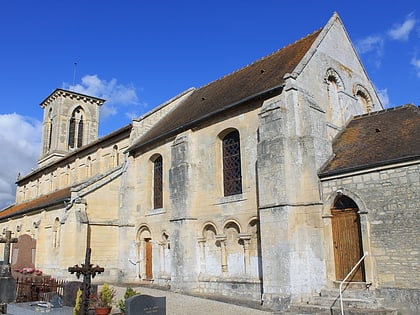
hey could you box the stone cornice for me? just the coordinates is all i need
[40,88,105,108]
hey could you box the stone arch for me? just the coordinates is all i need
[322,188,367,217]
[200,222,221,275]
[159,230,171,276]
[324,68,346,132]
[353,83,374,113]
[324,68,344,90]
[136,225,153,280]
[322,188,371,286]
[223,220,244,275]
[246,217,261,278]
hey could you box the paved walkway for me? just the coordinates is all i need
[112,285,276,315]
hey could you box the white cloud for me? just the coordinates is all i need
[376,88,390,108]
[355,35,385,68]
[0,114,41,209]
[411,56,420,77]
[355,35,384,55]
[388,13,417,41]
[64,74,140,119]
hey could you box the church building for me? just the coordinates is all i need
[0,13,419,313]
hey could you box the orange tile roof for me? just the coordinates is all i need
[320,105,420,176]
[129,29,322,152]
[0,187,71,220]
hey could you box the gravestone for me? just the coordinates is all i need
[126,294,166,315]
[62,281,82,306]
[11,234,36,269]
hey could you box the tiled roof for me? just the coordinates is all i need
[320,105,420,176]
[129,29,322,152]
[0,187,71,220]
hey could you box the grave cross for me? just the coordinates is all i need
[0,230,18,266]
[68,247,104,315]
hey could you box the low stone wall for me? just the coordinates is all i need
[197,277,262,301]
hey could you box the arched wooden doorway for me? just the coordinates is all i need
[137,227,153,280]
[331,194,365,282]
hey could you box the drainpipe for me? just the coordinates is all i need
[65,152,129,211]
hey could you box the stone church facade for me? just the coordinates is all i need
[1,13,419,313]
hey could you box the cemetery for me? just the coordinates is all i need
[0,244,165,315]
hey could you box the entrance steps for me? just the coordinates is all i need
[289,287,399,315]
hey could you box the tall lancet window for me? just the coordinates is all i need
[47,108,53,151]
[153,155,163,209]
[68,106,85,149]
[222,130,242,196]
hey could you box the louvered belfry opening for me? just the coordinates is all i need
[222,130,242,196]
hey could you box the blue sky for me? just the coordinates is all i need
[0,1,419,208]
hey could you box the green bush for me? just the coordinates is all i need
[117,287,140,312]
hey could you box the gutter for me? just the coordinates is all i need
[319,155,420,180]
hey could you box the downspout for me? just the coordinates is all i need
[65,152,129,211]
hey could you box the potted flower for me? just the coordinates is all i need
[94,283,115,315]
[117,287,140,314]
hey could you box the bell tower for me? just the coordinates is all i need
[38,88,105,167]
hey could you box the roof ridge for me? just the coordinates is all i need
[194,28,323,91]
[354,103,419,119]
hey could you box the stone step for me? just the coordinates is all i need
[290,304,399,315]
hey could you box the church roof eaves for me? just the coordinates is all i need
[319,104,420,177]
[128,28,322,153]
[0,187,72,221]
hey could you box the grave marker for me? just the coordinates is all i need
[126,294,166,315]
[68,248,104,315]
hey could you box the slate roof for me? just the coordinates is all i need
[0,187,72,221]
[129,28,322,152]
[320,104,420,177]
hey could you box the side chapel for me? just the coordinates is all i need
[0,13,419,313]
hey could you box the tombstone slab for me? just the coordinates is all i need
[7,302,73,315]
[126,294,166,315]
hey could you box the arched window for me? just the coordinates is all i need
[353,84,374,113]
[53,218,60,248]
[325,68,344,124]
[153,155,163,209]
[68,106,85,149]
[47,108,53,151]
[222,130,242,196]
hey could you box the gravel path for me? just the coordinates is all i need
[111,285,275,315]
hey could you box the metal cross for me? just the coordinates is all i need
[68,248,104,315]
[0,230,18,266]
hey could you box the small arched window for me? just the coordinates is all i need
[354,84,374,113]
[47,108,53,151]
[153,155,163,209]
[222,130,242,196]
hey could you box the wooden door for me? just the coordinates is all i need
[145,239,153,280]
[331,208,365,281]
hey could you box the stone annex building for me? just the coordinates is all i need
[0,13,419,313]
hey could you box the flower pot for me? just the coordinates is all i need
[95,307,112,315]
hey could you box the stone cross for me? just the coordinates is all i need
[68,248,104,315]
[0,230,18,266]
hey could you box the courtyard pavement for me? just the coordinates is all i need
[111,285,276,315]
